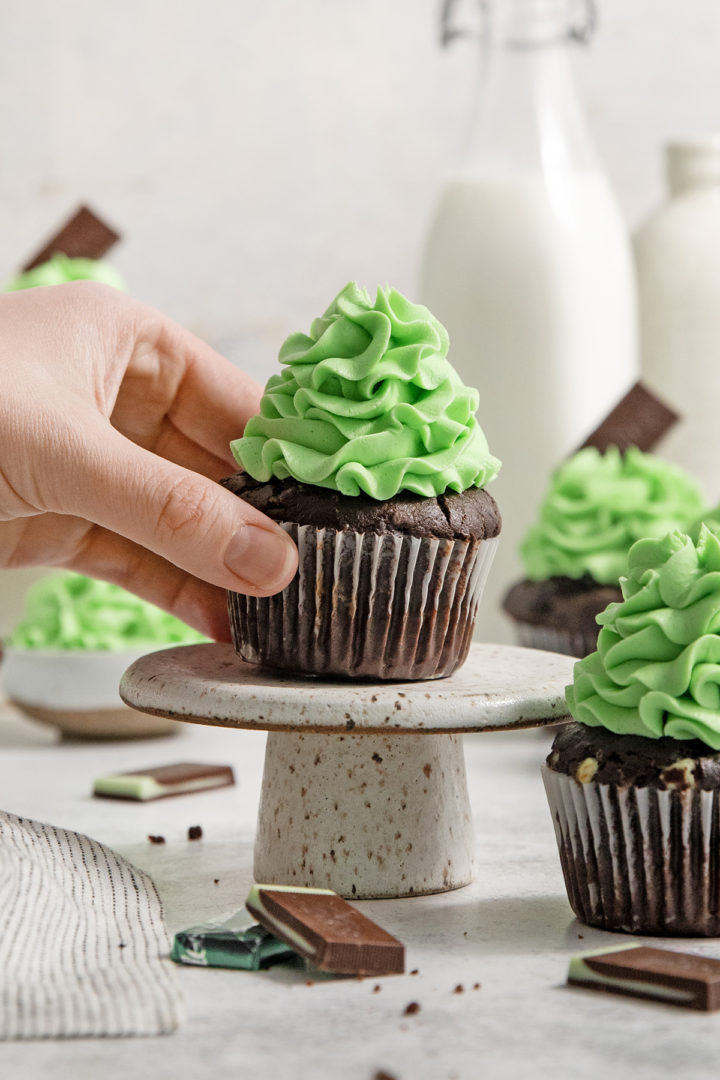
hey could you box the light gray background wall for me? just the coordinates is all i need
[1,0,718,383]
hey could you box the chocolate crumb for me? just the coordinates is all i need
[188,825,203,841]
[578,933,584,939]
[403,1002,421,1016]
[213,878,219,885]
[473,983,481,990]
[374,1072,398,1080]
[453,984,464,994]
[147,835,165,844]
[118,943,126,949]
[410,968,419,976]
[373,984,382,993]
[305,979,315,987]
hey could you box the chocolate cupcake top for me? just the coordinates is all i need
[566,528,720,749]
[223,472,500,541]
[231,282,500,501]
[547,722,720,791]
[521,447,705,586]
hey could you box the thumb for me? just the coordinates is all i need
[59,423,298,597]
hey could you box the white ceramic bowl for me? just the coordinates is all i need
[2,646,179,740]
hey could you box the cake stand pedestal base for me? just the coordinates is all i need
[255,731,474,899]
[120,642,575,900]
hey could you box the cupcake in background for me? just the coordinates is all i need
[3,572,206,739]
[225,281,501,681]
[544,527,720,935]
[503,445,706,657]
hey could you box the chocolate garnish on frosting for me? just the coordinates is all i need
[21,205,120,272]
[576,380,679,455]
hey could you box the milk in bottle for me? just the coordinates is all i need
[420,0,637,643]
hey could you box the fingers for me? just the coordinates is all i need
[51,417,298,598]
[66,524,233,641]
[114,303,265,467]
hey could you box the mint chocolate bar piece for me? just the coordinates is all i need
[568,945,720,1011]
[246,885,404,976]
[93,762,234,801]
[171,923,295,971]
[576,380,679,455]
[22,205,120,271]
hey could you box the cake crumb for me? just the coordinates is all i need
[147,835,165,844]
[403,1002,421,1016]
[453,984,464,994]
[473,983,481,990]
[373,1072,398,1080]
[188,825,203,841]
[373,984,382,993]
[409,968,419,976]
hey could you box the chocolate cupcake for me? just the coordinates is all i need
[225,282,501,680]
[503,446,705,657]
[543,528,720,935]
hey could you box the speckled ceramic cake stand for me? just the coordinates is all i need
[120,642,574,900]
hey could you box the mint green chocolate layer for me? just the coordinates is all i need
[222,472,501,541]
[547,722,720,792]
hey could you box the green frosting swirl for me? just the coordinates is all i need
[521,446,706,585]
[567,528,720,748]
[688,503,720,543]
[8,572,206,651]
[5,253,125,292]
[231,282,500,500]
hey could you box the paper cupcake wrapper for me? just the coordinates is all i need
[228,526,498,680]
[542,764,720,936]
[512,622,598,659]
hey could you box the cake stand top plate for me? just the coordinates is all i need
[120,642,574,735]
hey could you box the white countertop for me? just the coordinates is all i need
[1,697,718,1080]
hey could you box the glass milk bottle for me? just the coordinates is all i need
[420,0,637,643]
[635,137,720,503]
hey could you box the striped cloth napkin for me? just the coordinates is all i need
[0,810,182,1039]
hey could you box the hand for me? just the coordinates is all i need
[0,283,298,641]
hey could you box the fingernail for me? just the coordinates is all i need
[224,525,296,591]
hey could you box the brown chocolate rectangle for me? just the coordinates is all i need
[22,205,120,271]
[576,381,679,455]
[569,946,720,1011]
[93,762,235,801]
[247,887,405,975]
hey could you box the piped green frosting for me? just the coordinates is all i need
[8,572,206,651]
[566,528,720,748]
[5,253,125,292]
[231,282,500,500]
[521,446,706,585]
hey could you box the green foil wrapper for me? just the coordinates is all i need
[170,921,296,971]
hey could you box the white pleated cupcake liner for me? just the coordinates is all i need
[542,764,720,936]
[228,525,498,680]
[513,622,598,659]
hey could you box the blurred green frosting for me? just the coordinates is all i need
[5,253,125,292]
[688,503,720,543]
[8,572,206,651]
[521,446,706,585]
[567,528,720,748]
[231,282,500,500]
